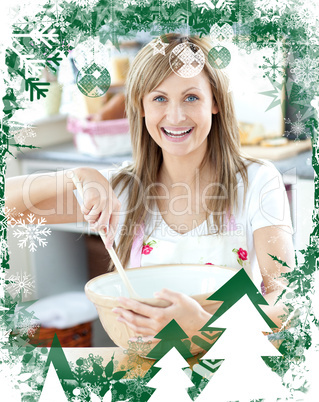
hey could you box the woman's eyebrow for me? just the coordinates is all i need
[150,87,202,95]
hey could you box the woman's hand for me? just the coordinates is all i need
[74,167,121,248]
[112,288,211,340]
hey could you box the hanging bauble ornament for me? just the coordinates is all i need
[76,62,111,98]
[209,23,233,43]
[73,37,111,72]
[208,46,231,69]
[73,37,112,97]
[150,37,169,56]
[169,42,205,78]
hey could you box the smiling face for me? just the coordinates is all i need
[142,71,219,160]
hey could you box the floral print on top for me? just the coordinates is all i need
[141,240,157,255]
[129,214,257,289]
[139,235,251,273]
[232,247,248,267]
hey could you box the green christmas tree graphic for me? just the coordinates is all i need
[43,334,74,381]
[147,347,194,402]
[201,268,277,331]
[39,363,69,402]
[197,269,288,401]
[146,319,193,360]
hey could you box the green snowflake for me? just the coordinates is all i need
[126,367,153,400]
[259,50,287,82]
[79,353,104,371]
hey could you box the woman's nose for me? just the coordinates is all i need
[165,102,186,124]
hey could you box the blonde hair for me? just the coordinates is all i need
[110,33,256,269]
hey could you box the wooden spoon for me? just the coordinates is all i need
[72,173,140,299]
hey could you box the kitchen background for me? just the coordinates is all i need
[5,34,315,348]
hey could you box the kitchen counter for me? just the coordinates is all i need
[17,140,314,180]
[269,149,313,180]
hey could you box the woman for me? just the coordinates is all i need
[6,34,294,342]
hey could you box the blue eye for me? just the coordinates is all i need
[185,95,199,102]
[154,96,166,102]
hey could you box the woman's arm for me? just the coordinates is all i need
[112,288,211,339]
[5,169,79,223]
[5,166,121,247]
[253,225,295,328]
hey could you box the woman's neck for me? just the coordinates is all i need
[158,153,212,189]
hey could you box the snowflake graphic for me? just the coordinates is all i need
[126,366,153,400]
[75,382,102,399]
[88,384,102,396]
[2,205,24,229]
[259,50,287,82]
[11,213,51,252]
[123,337,153,368]
[284,111,310,140]
[6,271,35,297]
[194,0,235,13]
[55,15,69,33]
[56,19,68,33]
[297,0,319,36]
[79,353,104,371]
[290,55,319,89]
[285,13,304,30]
[112,388,129,401]
[68,391,87,402]
[254,0,291,16]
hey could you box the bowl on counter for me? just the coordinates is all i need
[85,264,236,357]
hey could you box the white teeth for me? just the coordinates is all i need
[163,128,192,136]
[167,129,187,134]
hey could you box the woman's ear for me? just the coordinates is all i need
[212,98,219,115]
